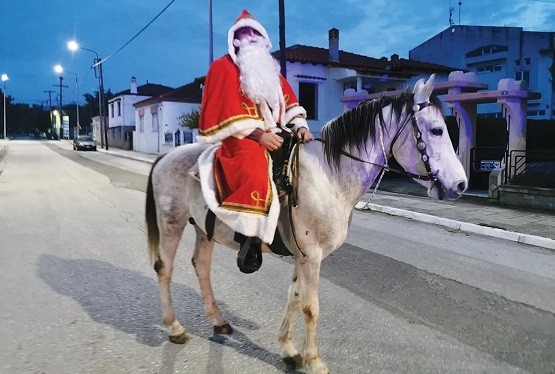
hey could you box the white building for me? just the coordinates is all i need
[133,79,203,154]
[410,25,555,119]
[107,77,173,149]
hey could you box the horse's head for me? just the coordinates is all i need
[392,74,468,200]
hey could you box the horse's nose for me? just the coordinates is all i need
[457,180,468,193]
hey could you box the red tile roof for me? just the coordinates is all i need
[273,45,458,77]
[114,83,174,97]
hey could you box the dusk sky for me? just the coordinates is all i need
[1,0,554,106]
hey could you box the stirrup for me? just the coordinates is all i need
[236,237,263,274]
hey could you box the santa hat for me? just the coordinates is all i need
[228,9,271,63]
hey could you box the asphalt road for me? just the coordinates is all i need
[0,140,554,373]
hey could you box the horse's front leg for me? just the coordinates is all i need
[297,249,329,374]
[191,227,233,334]
[278,268,303,367]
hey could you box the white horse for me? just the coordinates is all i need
[145,75,467,373]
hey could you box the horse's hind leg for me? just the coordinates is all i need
[278,268,303,367]
[156,217,188,344]
[191,227,233,334]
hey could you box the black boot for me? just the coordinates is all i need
[234,232,263,274]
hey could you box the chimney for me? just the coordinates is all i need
[130,76,138,94]
[328,28,339,62]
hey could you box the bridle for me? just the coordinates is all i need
[317,101,440,184]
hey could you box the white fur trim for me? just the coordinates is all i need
[284,105,308,133]
[228,18,271,64]
[197,118,264,144]
[198,144,279,243]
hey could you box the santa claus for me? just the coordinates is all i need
[197,9,313,273]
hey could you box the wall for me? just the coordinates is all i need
[498,185,555,211]
[133,101,200,154]
[108,94,151,128]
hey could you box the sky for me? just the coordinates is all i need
[1,0,554,106]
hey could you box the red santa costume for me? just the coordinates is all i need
[197,9,308,244]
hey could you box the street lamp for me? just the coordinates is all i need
[53,65,67,139]
[67,40,108,149]
[54,65,80,139]
[2,73,8,140]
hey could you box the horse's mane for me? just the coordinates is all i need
[320,91,443,170]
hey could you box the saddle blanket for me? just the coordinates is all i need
[198,139,280,244]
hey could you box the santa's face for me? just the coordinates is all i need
[234,27,261,41]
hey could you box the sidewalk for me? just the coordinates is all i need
[98,144,555,251]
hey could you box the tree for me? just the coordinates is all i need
[178,109,200,129]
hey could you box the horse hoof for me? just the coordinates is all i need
[213,323,233,335]
[283,354,304,369]
[169,332,188,344]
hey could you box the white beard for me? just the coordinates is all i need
[235,36,282,116]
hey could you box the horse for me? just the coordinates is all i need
[145,74,467,373]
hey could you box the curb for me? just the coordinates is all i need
[355,201,555,251]
[99,149,157,165]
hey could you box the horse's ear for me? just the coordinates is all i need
[414,74,435,104]
[412,78,425,94]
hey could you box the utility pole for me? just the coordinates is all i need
[278,0,287,78]
[95,58,108,150]
[54,78,68,139]
[44,90,55,136]
[208,0,213,64]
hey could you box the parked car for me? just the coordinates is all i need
[73,135,97,151]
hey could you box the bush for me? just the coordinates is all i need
[178,109,200,129]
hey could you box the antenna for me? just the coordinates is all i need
[458,1,462,25]
[449,6,454,26]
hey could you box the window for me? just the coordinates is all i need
[183,129,193,144]
[465,45,507,58]
[477,64,501,74]
[515,59,521,67]
[139,115,144,132]
[164,132,173,144]
[524,57,531,66]
[299,82,318,120]
[152,113,158,132]
[515,71,530,85]
[117,101,121,117]
[110,103,114,118]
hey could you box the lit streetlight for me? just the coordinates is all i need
[67,40,107,149]
[53,65,68,139]
[1,73,8,140]
[54,64,80,139]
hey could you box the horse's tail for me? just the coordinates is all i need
[146,155,165,263]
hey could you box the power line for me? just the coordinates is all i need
[98,0,176,65]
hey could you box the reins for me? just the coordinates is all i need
[315,107,439,183]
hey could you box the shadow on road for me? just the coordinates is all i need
[38,255,292,372]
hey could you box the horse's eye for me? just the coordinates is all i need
[431,128,443,136]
